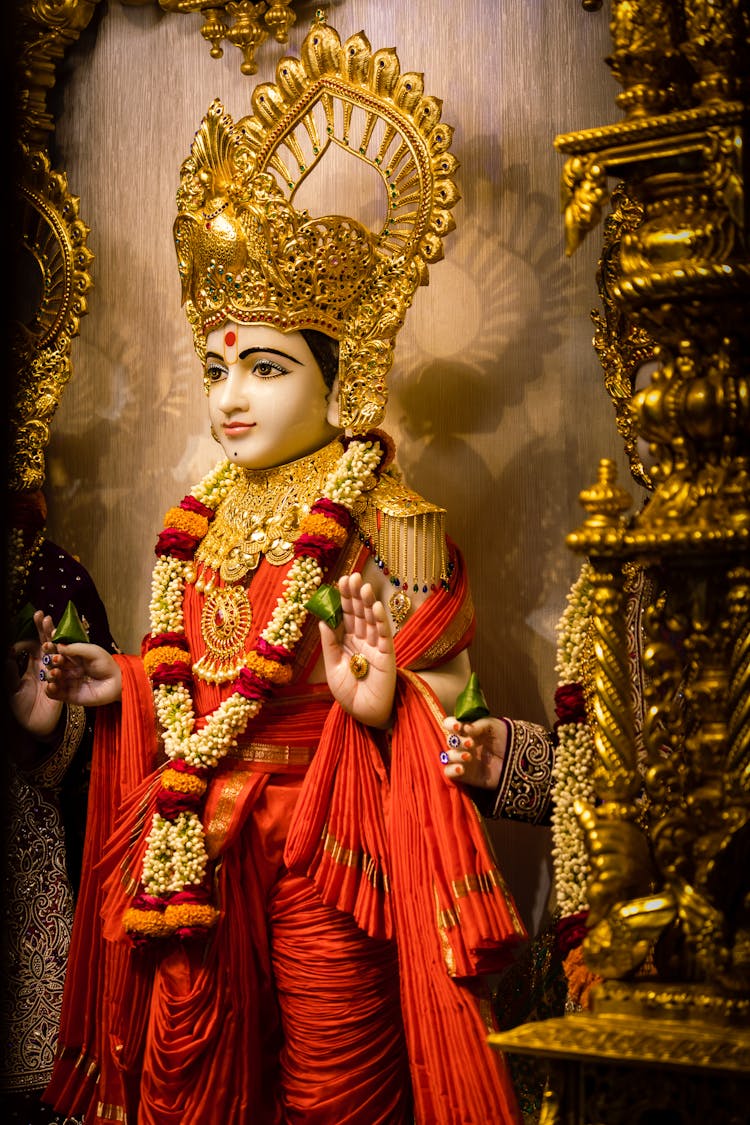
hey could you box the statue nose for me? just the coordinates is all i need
[219,370,250,411]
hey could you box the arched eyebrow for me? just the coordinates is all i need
[239,347,302,364]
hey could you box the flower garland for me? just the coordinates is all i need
[550,560,602,1008]
[551,561,596,921]
[124,437,383,942]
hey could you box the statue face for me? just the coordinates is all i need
[205,322,340,469]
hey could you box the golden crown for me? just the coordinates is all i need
[173,12,460,431]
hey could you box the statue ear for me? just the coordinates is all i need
[326,375,341,427]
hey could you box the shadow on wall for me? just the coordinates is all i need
[387,155,590,934]
[391,152,584,718]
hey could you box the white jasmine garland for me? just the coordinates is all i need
[141,438,382,901]
[142,811,209,895]
[150,558,188,634]
[550,561,596,918]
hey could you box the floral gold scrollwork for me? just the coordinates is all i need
[10,145,94,494]
[491,3,750,1110]
[14,0,100,148]
[592,184,656,490]
[607,0,688,119]
[560,155,608,256]
[9,0,98,617]
[682,0,750,104]
[727,568,750,787]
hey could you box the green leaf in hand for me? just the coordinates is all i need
[305,584,343,629]
[12,602,38,644]
[52,600,90,644]
[454,672,490,722]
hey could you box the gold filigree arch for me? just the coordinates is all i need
[11,144,94,493]
[8,0,100,617]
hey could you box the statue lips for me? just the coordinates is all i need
[223,422,256,436]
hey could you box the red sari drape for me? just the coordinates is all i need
[45,539,525,1124]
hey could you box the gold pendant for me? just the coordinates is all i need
[389,590,411,631]
[193,585,252,683]
[221,541,261,583]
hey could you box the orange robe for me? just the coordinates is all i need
[45,540,525,1124]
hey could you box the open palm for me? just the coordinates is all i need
[318,572,396,728]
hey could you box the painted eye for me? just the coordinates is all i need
[206,363,227,383]
[253,359,289,379]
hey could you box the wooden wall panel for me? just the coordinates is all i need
[47,0,637,929]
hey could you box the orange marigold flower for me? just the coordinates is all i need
[164,903,220,930]
[563,945,601,1011]
[161,768,208,796]
[163,506,210,538]
[298,512,348,546]
[143,645,190,676]
[123,907,171,937]
[245,651,294,684]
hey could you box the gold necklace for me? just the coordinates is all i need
[195,439,343,583]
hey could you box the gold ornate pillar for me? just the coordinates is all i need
[490,2,750,1120]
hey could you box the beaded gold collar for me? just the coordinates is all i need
[195,439,344,583]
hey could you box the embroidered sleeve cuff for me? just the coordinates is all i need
[488,719,555,825]
[26,704,87,788]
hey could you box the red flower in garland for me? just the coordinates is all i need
[310,497,354,529]
[143,631,190,656]
[554,682,587,727]
[237,666,276,702]
[149,663,193,687]
[554,909,589,956]
[131,891,167,913]
[156,788,204,817]
[154,496,215,559]
[143,632,192,687]
[180,496,213,518]
[293,533,342,566]
[155,528,201,559]
[255,636,294,665]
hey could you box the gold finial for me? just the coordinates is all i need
[578,459,632,530]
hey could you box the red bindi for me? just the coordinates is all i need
[224,330,236,348]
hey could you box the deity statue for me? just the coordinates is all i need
[13,16,555,1124]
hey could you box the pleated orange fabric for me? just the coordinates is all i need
[284,543,525,1123]
[43,655,159,1119]
[284,703,394,940]
[46,538,525,1124]
[388,672,524,1123]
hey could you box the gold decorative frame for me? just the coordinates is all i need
[491,3,750,1119]
[10,143,94,494]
